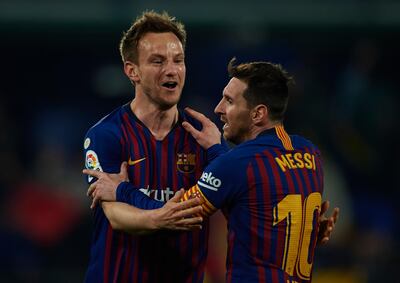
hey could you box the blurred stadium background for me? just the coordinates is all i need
[0,1,398,282]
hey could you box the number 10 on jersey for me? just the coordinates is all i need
[273,192,322,280]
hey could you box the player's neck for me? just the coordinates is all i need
[130,99,179,140]
[250,121,282,140]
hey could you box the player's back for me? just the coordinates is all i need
[193,126,323,283]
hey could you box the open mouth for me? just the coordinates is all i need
[162,82,178,89]
[220,118,228,130]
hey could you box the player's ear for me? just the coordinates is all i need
[252,104,268,125]
[124,61,140,83]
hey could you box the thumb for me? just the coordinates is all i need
[120,161,128,180]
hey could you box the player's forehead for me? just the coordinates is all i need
[223,77,247,99]
[138,32,184,57]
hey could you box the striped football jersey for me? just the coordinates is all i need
[183,125,324,283]
[83,103,211,283]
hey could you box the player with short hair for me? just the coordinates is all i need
[83,11,225,283]
[181,59,325,282]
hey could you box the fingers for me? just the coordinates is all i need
[184,107,208,123]
[182,121,201,138]
[320,200,329,216]
[320,236,329,245]
[91,193,100,209]
[174,205,203,219]
[332,207,340,223]
[83,168,102,179]
[179,197,201,210]
[170,189,185,203]
[87,182,97,197]
[172,224,203,231]
[174,216,203,226]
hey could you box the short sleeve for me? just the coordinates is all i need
[83,124,122,184]
[196,154,241,210]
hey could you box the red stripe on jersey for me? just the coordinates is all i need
[119,125,127,161]
[271,149,296,195]
[149,137,157,193]
[172,126,181,193]
[142,267,149,282]
[132,244,139,283]
[256,154,273,278]
[246,160,266,282]
[271,268,279,283]
[183,132,191,188]
[121,236,132,283]
[112,233,124,283]
[122,114,149,185]
[191,227,200,276]
[135,121,151,186]
[158,137,168,191]
[103,225,113,283]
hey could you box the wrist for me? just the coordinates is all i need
[148,208,162,230]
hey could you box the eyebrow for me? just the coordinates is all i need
[223,93,233,101]
[148,52,185,59]
[148,54,165,59]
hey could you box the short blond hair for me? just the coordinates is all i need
[119,11,186,64]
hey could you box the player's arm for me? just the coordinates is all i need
[101,189,203,235]
[84,166,204,234]
[83,162,162,210]
[180,155,238,218]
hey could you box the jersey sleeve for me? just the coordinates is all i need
[182,154,240,217]
[84,124,122,183]
[83,124,162,210]
[116,182,163,209]
[205,139,230,164]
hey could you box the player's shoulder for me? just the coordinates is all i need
[86,104,127,137]
[210,144,249,172]
[291,134,321,152]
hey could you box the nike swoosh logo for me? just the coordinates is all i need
[128,157,146,166]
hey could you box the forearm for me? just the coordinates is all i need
[116,182,163,209]
[102,201,157,235]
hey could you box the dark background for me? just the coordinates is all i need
[0,1,398,282]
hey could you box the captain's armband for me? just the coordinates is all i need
[182,185,217,217]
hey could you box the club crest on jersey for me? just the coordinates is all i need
[85,150,103,182]
[177,153,196,173]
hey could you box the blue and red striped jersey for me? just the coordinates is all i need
[183,125,324,283]
[83,103,210,283]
